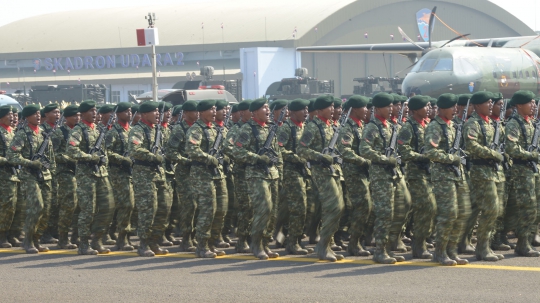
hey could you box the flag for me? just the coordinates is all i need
[136,28,159,46]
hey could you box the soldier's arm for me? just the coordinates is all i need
[337,125,368,166]
[231,125,259,165]
[297,123,325,162]
[222,125,237,159]
[397,123,426,162]
[52,129,69,164]
[165,125,190,165]
[66,126,94,162]
[185,126,214,164]
[277,125,299,163]
[463,121,500,160]
[7,131,33,167]
[105,130,127,164]
[424,124,454,164]
[505,120,536,160]
[128,127,158,162]
[358,124,389,163]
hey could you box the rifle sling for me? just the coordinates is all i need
[81,125,91,154]
[440,122,451,152]
[142,124,153,151]
[408,120,420,153]
[197,121,212,153]
[315,121,327,151]
[289,121,298,154]
[368,120,387,150]
[347,120,361,154]
[25,130,35,159]
[477,119,488,146]
[113,124,127,155]
[512,116,530,145]
[249,123,261,152]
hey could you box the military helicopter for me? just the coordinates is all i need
[297,6,540,98]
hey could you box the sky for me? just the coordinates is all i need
[0,0,539,31]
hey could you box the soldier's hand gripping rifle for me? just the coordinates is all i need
[385,104,405,177]
[322,107,352,174]
[490,100,508,170]
[257,106,287,174]
[208,109,232,175]
[31,113,65,179]
[89,107,118,172]
[448,98,469,177]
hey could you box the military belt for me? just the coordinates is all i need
[469,159,494,166]
[133,160,159,168]
[512,159,532,166]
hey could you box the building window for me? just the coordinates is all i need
[111,91,121,103]
[127,90,145,100]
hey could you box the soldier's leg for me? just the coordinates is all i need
[194,179,217,258]
[111,175,134,250]
[247,178,274,260]
[447,180,472,264]
[470,178,500,261]
[149,180,172,254]
[273,183,289,247]
[8,182,25,246]
[389,178,412,253]
[22,180,43,253]
[491,180,510,250]
[134,179,158,257]
[166,178,180,244]
[345,176,372,256]
[334,180,351,249]
[284,174,308,255]
[432,180,459,265]
[235,172,252,253]
[533,175,540,246]
[34,180,52,247]
[503,175,518,246]
[88,177,114,254]
[210,178,228,251]
[42,175,59,243]
[56,172,77,249]
[222,174,236,243]
[407,178,436,259]
[306,177,322,244]
[513,176,539,256]
[0,181,17,248]
[263,179,279,257]
[176,178,196,251]
[460,175,477,254]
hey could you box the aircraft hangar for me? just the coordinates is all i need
[0,0,535,101]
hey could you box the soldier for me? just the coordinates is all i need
[232,98,281,260]
[504,90,540,257]
[105,102,135,251]
[276,98,312,255]
[223,100,252,253]
[455,94,474,124]
[7,104,54,254]
[298,95,344,262]
[157,102,175,246]
[0,105,20,248]
[128,101,171,257]
[336,96,372,256]
[51,104,80,249]
[166,104,182,242]
[166,100,198,252]
[8,108,24,247]
[428,98,438,121]
[66,100,115,255]
[304,98,322,245]
[221,102,237,246]
[359,93,407,264]
[424,93,471,266]
[185,99,227,258]
[131,104,141,125]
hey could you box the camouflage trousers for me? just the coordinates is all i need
[371,177,409,245]
[305,177,321,237]
[46,174,59,236]
[337,180,352,234]
[503,171,518,234]
[56,171,77,233]
[508,168,538,238]
[22,179,52,238]
[344,173,371,239]
[433,180,471,247]
[222,173,237,236]
[311,168,344,246]
[247,177,279,242]
[193,177,228,241]
[135,178,171,241]
[176,169,195,235]
[234,169,252,237]
[0,180,18,232]
[280,169,307,239]
[466,178,500,243]
[9,182,25,237]
[109,169,134,233]
[166,176,179,232]
[493,180,508,234]
[76,175,114,238]
[407,178,436,240]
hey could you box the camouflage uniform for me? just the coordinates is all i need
[220,123,236,244]
[185,120,228,256]
[105,122,135,247]
[359,117,409,263]
[66,122,114,245]
[504,114,540,256]
[0,124,20,246]
[490,117,510,250]
[336,117,372,256]
[41,122,59,240]
[397,117,436,258]
[298,116,344,261]
[162,124,178,243]
[232,119,281,259]
[158,124,174,242]
[7,125,54,252]
[424,115,471,264]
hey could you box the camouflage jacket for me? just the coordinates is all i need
[0,125,19,181]
[40,122,57,173]
[224,121,245,174]
[165,120,191,176]
[66,121,108,178]
[52,124,77,175]
[215,121,231,174]
[505,113,537,177]
[185,119,224,180]
[7,125,53,181]
[160,124,175,177]
[298,116,340,177]
[105,122,131,175]
[463,112,501,181]
[128,121,165,182]
[491,117,506,181]
[424,115,465,182]
[232,119,281,180]
[397,118,430,180]
[337,118,369,178]
[359,117,402,181]
[277,118,309,177]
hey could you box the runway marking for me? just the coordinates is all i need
[1,248,540,272]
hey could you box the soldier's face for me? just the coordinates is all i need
[27,111,40,126]
[142,109,159,124]
[517,101,534,117]
[475,100,492,117]
[392,103,401,117]
[492,100,503,117]
[184,110,198,123]
[45,108,60,123]
[117,109,131,123]
[216,108,225,121]
[467,103,475,116]
[101,112,111,124]
[291,108,307,123]
[11,113,17,127]
[253,104,269,122]
[240,110,251,122]
[133,112,141,124]
[319,105,334,120]
[333,106,342,120]
[200,106,216,123]
[81,108,96,124]
[0,112,12,126]
[163,110,171,124]
[413,106,429,119]
[232,111,240,123]
[375,105,392,120]
[429,105,438,119]
[439,105,456,120]
[65,113,80,127]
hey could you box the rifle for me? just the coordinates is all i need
[527,117,540,173]
[16,118,27,133]
[151,104,165,156]
[385,103,405,177]
[257,106,287,174]
[128,110,138,127]
[322,107,352,174]
[30,114,64,179]
[208,110,232,175]
[448,98,469,177]
[490,100,509,170]
[88,107,118,172]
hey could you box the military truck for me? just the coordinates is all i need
[171,66,242,101]
[353,76,403,96]
[29,84,107,105]
[265,68,334,101]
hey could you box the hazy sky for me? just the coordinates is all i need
[0,0,538,31]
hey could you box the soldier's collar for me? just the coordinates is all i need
[350,116,362,127]
[374,114,388,127]
[82,120,95,130]
[28,123,39,134]
[437,115,451,125]
[290,118,303,128]
[140,118,154,128]
[316,115,330,126]
[252,118,266,127]
[0,123,11,132]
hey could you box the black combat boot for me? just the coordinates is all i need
[7,233,22,247]
[347,234,370,256]
[33,235,49,252]
[158,234,173,247]
[149,236,169,255]
[180,232,196,252]
[447,242,469,265]
[334,230,348,250]
[22,232,38,254]
[251,234,268,260]
[386,242,405,262]
[195,239,216,258]
[222,233,236,247]
[209,240,226,256]
[411,237,432,259]
[71,228,79,246]
[213,235,230,249]
[40,232,58,244]
[235,236,250,253]
[433,240,457,266]
[286,237,308,255]
[372,241,396,264]
[298,236,314,254]
[101,233,116,246]
[491,232,511,251]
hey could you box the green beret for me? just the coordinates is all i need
[289,99,310,111]
[437,93,458,109]
[216,99,228,111]
[470,91,492,105]
[430,98,437,106]
[22,104,41,118]
[0,105,13,119]
[372,93,393,108]
[114,102,132,113]
[78,100,96,113]
[43,103,59,114]
[347,95,369,108]
[367,99,373,109]
[182,101,198,112]
[98,104,115,114]
[62,105,79,117]
[231,104,239,113]
[400,95,408,104]
[250,98,268,112]
[139,101,159,113]
[408,96,430,111]
[390,93,400,104]
[314,95,334,111]
[40,109,45,117]
[131,104,140,113]
[238,100,252,111]
[172,105,182,116]
[197,99,217,112]
[11,107,18,114]
[308,99,316,112]
[333,98,343,108]
[511,90,535,105]
[457,94,472,106]
[270,99,288,111]
[158,101,173,112]
[492,92,503,101]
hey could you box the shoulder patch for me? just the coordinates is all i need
[364,128,378,143]
[341,134,352,146]
[428,130,441,148]
[277,130,289,146]
[300,131,313,147]
[397,128,412,145]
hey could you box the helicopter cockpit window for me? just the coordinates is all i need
[432,58,453,71]
[416,59,437,72]
[454,56,480,76]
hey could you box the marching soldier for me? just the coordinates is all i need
[157,102,175,246]
[66,101,115,255]
[8,108,24,247]
[305,98,322,245]
[166,105,183,243]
